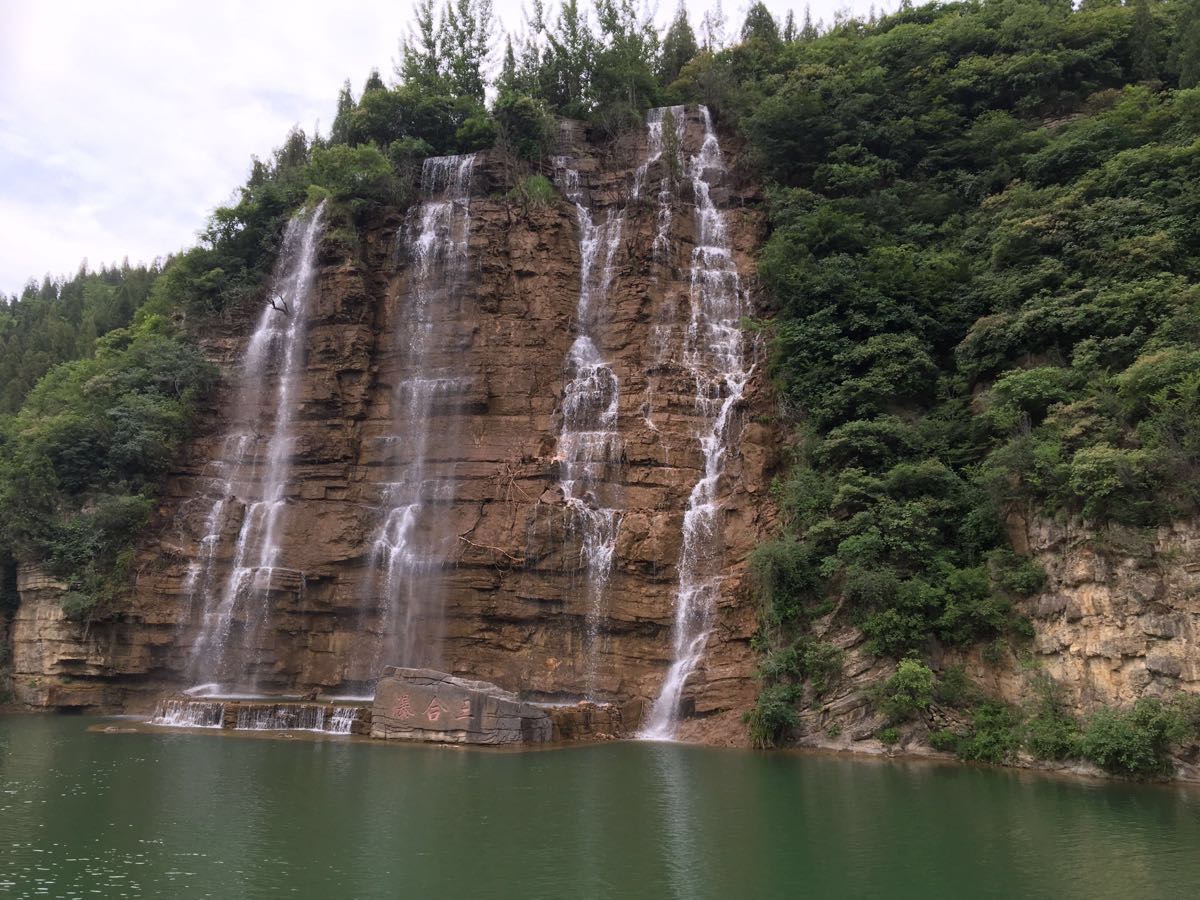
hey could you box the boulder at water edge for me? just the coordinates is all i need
[371,668,552,744]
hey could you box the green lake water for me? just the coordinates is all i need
[2,716,1199,898]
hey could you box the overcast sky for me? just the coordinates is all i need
[0,0,889,297]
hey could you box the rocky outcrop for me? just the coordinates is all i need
[7,111,777,742]
[372,667,552,744]
[782,515,1200,764]
[952,517,1200,714]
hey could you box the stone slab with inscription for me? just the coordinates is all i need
[371,667,553,744]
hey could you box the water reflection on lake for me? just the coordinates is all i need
[1,716,1197,898]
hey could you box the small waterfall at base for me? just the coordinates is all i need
[183,202,326,691]
[641,107,750,741]
[361,155,476,676]
[551,151,629,697]
[153,699,226,728]
[151,698,363,734]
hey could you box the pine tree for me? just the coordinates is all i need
[398,0,443,92]
[1130,0,1161,81]
[701,1,726,51]
[442,0,493,102]
[658,2,699,86]
[498,36,519,94]
[329,80,355,146]
[363,69,386,94]
[801,4,818,42]
[741,2,780,45]
[783,10,797,42]
[543,0,597,117]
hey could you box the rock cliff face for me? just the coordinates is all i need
[8,110,777,743]
[953,517,1200,711]
[784,515,1200,756]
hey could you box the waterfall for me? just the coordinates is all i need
[642,108,749,740]
[636,106,688,435]
[183,202,326,691]
[634,105,686,262]
[151,698,364,733]
[550,146,631,698]
[362,155,476,675]
[153,698,225,728]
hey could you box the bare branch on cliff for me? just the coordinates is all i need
[458,534,524,564]
[267,294,292,316]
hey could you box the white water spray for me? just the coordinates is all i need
[184,202,325,691]
[362,155,476,674]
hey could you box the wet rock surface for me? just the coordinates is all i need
[7,111,777,743]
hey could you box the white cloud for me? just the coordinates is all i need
[0,0,885,295]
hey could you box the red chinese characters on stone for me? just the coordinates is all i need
[456,699,471,721]
[425,698,444,722]
[393,694,413,720]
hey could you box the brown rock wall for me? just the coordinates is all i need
[8,111,778,741]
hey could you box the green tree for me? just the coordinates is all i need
[539,0,597,117]
[658,2,699,87]
[398,0,444,92]
[1177,0,1200,87]
[1130,0,1162,81]
[441,0,493,102]
[741,2,780,46]
[329,80,354,146]
[591,0,661,131]
[800,5,818,42]
[362,68,386,94]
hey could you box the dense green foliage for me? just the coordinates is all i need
[877,662,1200,776]
[0,318,216,619]
[0,263,158,414]
[719,0,1200,738]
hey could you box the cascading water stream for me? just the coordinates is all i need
[551,152,628,696]
[634,105,686,262]
[362,155,476,675]
[184,202,326,691]
[636,105,688,435]
[641,108,749,740]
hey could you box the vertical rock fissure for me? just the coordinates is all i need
[184,201,326,691]
[642,108,749,739]
[361,154,476,677]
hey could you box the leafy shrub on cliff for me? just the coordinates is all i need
[749,537,823,631]
[494,93,557,163]
[0,318,216,619]
[874,659,935,722]
[1024,679,1083,761]
[308,144,408,221]
[513,175,559,211]
[957,702,1023,765]
[758,638,843,697]
[744,683,800,749]
[1081,698,1190,777]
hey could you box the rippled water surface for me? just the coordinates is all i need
[2,716,1199,898]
